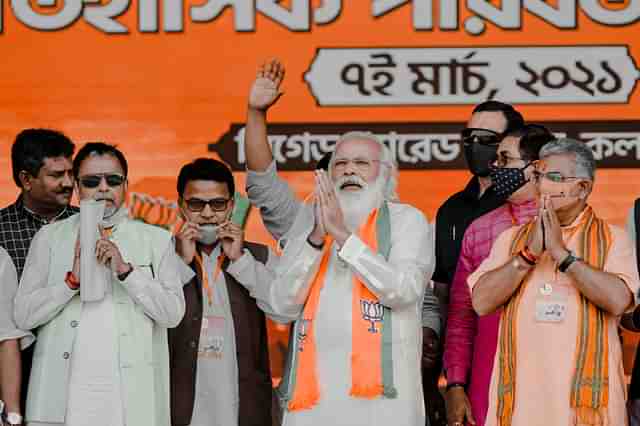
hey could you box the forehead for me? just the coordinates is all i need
[497,136,521,155]
[78,154,124,176]
[334,138,381,160]
[182,180,230,199]
[42,156,72,171]
[467,111,508,134]
[539,154,576,173]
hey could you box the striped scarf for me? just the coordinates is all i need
[498,206,612,425]
[284,203,397,411]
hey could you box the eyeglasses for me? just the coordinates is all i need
[184,197,231,212]
[333,158,380,173]
[461,128,502,147]
[79,173,126,188]
[493,153,527,168]
[535,171,583,183]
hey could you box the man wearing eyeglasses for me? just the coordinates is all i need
[169,158,283,426]
[14,142,188,426]
[431,102,523,426]
[470,138,638,426]
[443,124,554,426]
[0,129,77,425]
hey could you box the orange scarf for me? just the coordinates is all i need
[288,208,388,410]
[498,206,612,425]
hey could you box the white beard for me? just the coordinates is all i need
[335,174,386,232]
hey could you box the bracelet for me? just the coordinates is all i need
[558,252,579,273]
[446,382,465,391]
[65,271,80,290]
[521,246,539,263]
[306,236,324,250]
[518,251,536,267]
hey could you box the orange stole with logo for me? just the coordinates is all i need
[288,208,391,411]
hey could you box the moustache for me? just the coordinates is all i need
[336,176,367,190]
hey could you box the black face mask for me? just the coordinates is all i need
[490,164,531,200]
[464,143,498,177]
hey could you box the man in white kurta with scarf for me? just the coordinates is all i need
[260,131,435,426]
[14,142,189,426]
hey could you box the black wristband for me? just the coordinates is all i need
[117,264,134,281]
[307,236,324,250]
[558,252,579,273]
[446,382,465,391]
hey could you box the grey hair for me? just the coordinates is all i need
[330,131,399,201]
[539,137,596,181]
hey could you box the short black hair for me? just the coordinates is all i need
[316,152,332,171]
[472,101,525,134]
[506,124,556,162]
[72,142,128,178]
[11,128,75,188]
[177,158,235,198]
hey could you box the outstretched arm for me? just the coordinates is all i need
[245,59,284,172]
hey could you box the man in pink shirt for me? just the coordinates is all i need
[444,124,555,426]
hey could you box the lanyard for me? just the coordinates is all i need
[194,250,225,306]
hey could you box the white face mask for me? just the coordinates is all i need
[197,224,220,245]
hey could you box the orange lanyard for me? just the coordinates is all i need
[194,251,225,306]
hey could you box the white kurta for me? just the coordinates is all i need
[16,216,191,426]
[190,246,239,426]
[268,202,435,426]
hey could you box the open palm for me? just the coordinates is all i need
[248,59,285,111]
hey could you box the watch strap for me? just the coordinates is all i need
[558,252,579,273]
[117,264,134,281]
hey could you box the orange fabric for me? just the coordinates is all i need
[498,207,611,426]
[288,209,384,410]
[194,251,225,306]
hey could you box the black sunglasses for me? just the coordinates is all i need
[79,173,126,188]
[461,128,503,147]
[184,197,231,212]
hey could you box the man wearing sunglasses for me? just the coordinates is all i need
[170,158,283,426]
[429,102,523,426]
[471,138,638,426]
[0,129,77,425]
[443,124,554,426]
[14,142,189,426]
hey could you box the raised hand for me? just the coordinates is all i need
[308,191,327,247]
[248,59,285,111]
[541,196,567,261]
[218,221,245,261]
[316,170,350,247]
[96,225,130,276]
[526,211,544,257]
[175,221,201,264]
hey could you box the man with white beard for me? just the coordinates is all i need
[243,62,441,403]
[262,132,435,426]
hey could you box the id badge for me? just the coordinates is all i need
[199,315,225,359]
[535,282,569,323]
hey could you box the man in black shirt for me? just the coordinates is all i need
[423,102,524,426]
[0,129,77,421]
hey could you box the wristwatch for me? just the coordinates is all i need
[5,412,23,425]
[558,252,580,273]
[117,263,134,281]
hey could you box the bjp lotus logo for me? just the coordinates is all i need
[360,300,384,333]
